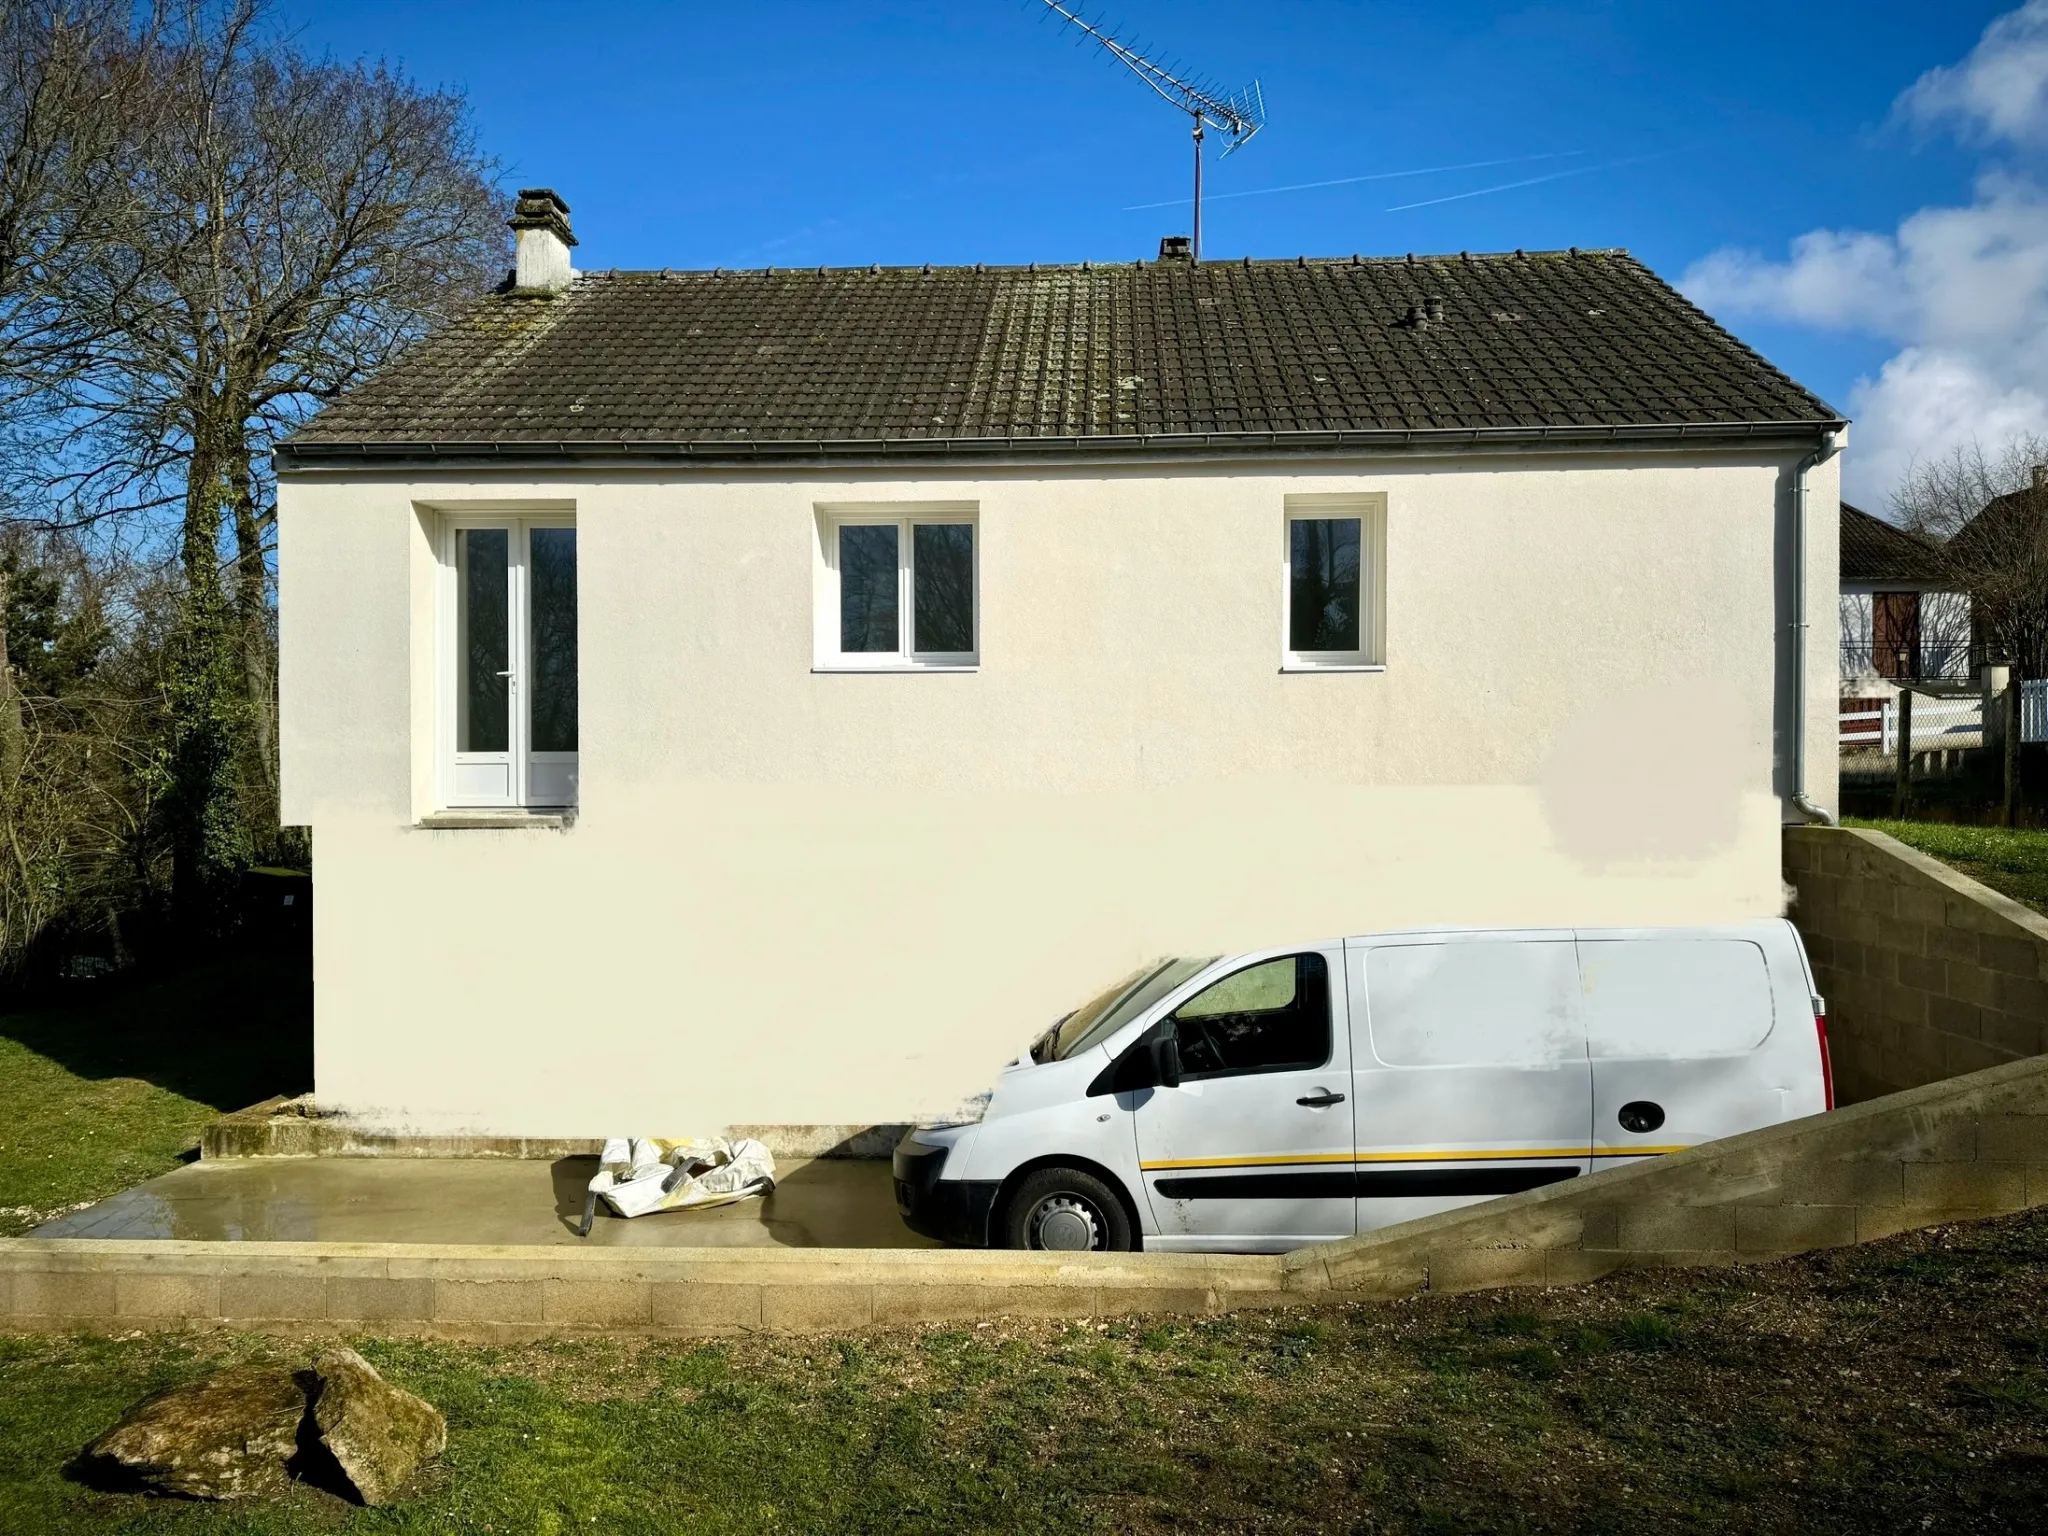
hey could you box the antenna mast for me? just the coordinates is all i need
[1038,1,1266,260]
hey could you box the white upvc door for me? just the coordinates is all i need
[443,517,578,809]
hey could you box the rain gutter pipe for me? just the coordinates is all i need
[1789,429,1843,825]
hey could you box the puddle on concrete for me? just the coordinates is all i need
[32,1155,939,1249]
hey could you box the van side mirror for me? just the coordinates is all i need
[1152,1034,1183,1090]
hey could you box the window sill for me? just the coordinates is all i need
[418,809,575,830]
[812,663,980,674]
[1280,663,1385,674]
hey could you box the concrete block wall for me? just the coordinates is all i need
[1785,825,2048,1104]
[1284,1050,2048,1298]
[9,1052,2048,1336]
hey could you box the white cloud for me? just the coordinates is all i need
[1679,5,2048,505]
[1898,0,2048,145]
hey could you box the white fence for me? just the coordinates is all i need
[1842,681,2048,754]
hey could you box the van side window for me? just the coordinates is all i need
[1169,954,1330,1078]
[1366,940,1582,1067]
[1580,939,1774,1057]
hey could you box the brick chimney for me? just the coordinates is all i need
[509,188,576,293]
[2034,463,2047,492]
[1157,235,1192,263]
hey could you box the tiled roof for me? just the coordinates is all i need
[282,249,1842,463]
[1841,502,1948,585]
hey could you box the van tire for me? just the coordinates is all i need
[1002,1167,1134,1252]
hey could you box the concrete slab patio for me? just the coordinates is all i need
[32,1156,934,1250]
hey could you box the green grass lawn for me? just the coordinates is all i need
[0,952,311,1237]
[1846,818,2048,918]
[5,1209,2048,1533]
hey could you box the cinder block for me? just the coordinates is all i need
[1997,972,2048,1019]
[12,1270,116,1318]
[1951,964,2003,1011]
[219,1274,327,1322]
[1979,933,2046,978]
[1425,1247,1548,1294]
[1980,1012,2042,1059]
[328,1278,433,1324]
[1734,1205,1857,1253]
[1928,995,1982,1040]
[1615,1205,1739,1252]
[650,1283,763,1330]
[757,1284,873,1331]
[433,1280,547,1325]
[1855,1205,1956,1243]
[1543,1250,1628,1287]
[1096,1286,1220,1316]
[2023,1166,2048,1205]
[1575,1206,1621,1250]
[1743,1160,1901,1207]
[1895,1115,1978,1163]
[1897,954,1948,995]
[1947,1035,2011,1079]
[1896,886,1949,927]
[115,1273,219,1320]
[1881,981,1931,1028]
[1978,1114,2048,1163]
[1878,916,1926,958]
[1321,1252,1428,1297]
[543,1280,652,1328]
[1902,1160,2027,1211]
[1925,925,1980,965]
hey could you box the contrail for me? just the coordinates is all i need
[1383,152,1673,213]
[1121,151,1586,212]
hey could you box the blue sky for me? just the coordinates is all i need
[285,1,2035,503]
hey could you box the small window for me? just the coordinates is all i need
[1169,953,1331,1078]
[1283,495,1385,669]
[818,506,977,668]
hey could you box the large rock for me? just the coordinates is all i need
[310,1347,447,1506]
[82,1365,307,1501]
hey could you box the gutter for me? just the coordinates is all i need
[274,417,1848,474]
[1789,430,1844,826]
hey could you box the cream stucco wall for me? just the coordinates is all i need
[277,449,1841,1136]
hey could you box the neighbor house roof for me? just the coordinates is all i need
[278,248,1844,468]
[1840,502,1948,585]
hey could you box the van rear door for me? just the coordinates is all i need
[1349,933,1591,1233]
[1577,930,1782,1167]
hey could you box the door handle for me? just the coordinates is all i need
[1296,1090,1346,1108]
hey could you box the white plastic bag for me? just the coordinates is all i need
[583,1137,776,1225]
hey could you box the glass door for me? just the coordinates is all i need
[447,519,577,808]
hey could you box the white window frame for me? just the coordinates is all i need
[1281,493,1387,672]
[814,502,979,671]
[436,512,578,809]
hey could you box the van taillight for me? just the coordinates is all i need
[1815,1000,1834,1112]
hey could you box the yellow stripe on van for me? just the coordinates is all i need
[1139,1145,1692,1173]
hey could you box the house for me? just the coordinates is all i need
[1837,501,1969,693]
[274,190,1846,1138]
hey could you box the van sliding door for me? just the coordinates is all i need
[1348,934,1591,1233]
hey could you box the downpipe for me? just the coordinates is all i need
[1789,430,1842,825]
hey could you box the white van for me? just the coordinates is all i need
[894,921,1832,1253]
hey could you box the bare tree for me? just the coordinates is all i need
[1891,433,2048,821]
[39,0,505,924]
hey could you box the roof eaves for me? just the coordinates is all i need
[275,416,1848,472]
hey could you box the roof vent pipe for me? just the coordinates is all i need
[509,188,576,294]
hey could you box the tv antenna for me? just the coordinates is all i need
[1038,1,1266,260]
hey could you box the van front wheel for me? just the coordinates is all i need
[1003,1168,1134,1252]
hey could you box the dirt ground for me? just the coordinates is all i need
[5,1206,2048,1532]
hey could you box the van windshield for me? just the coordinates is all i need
[1042,956,1217,1062]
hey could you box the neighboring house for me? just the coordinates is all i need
[1838,502,1970,694]
[275,190,1846,1137]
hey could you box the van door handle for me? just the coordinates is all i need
[1296,1091,1346,1108]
